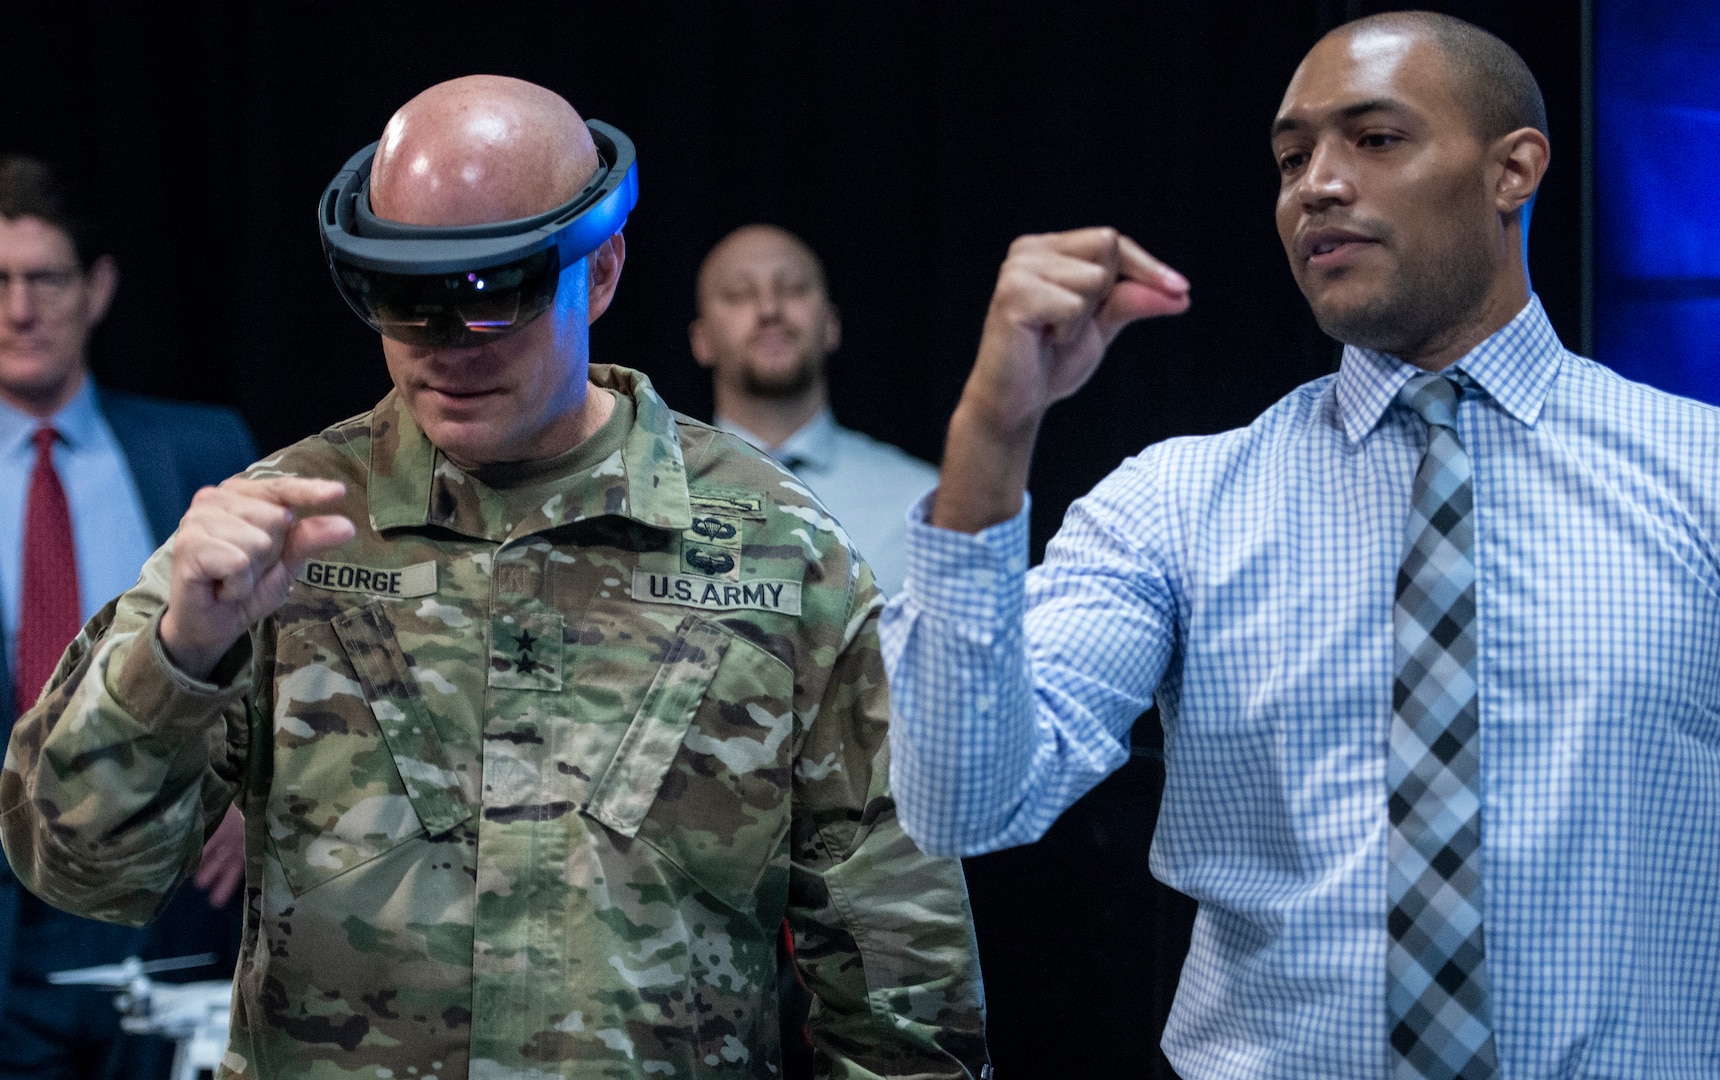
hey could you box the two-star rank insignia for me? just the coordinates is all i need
[511,629,543,674]
[488,613,564,691]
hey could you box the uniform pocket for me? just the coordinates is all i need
[267,601,474,896]
[584,614,796,911]
[585,616,732,835]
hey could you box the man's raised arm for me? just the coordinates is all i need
[882,228,1188,855]
[0,476,352,922]
[932,227,1188,532]
[160,476,354,679]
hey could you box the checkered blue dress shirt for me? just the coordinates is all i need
[881,297,1720,1078]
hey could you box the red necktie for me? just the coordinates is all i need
[16,427,80,715]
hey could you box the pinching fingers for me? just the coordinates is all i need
[281,514,358,571]
[1094,237,1191,335]
[220,475,348,512]
[1117,235,1190,298]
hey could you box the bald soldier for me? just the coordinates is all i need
[1,76,988,1079]
[885,11,1720,1080]
[691,226,938,596]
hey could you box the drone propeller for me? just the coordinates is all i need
[46,953,218,987]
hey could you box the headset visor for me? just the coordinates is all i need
[331,248,561,348]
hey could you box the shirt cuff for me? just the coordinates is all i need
[109,610,251,731]
[901,489,1031,624]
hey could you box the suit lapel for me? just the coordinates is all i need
[96,388,185,546]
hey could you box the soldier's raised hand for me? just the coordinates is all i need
[933,228,1190,533]
[159,477,355,680]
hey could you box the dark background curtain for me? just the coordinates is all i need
[5,2,1585,1074]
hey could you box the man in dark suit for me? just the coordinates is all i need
[0,154,256,1079]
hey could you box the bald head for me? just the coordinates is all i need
[370,75,600,227]
[1324,12,1546,142]
[696,225,828,313]
[690,224,840,423]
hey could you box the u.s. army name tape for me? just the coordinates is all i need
[631,571,801,615]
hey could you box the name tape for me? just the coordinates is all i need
[301,560,438,598]
[631,571,801,615]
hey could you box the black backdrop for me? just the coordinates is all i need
[6,2,1585,1074]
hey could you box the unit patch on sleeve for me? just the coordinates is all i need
[300,559,438,598]
[631,571,802,616]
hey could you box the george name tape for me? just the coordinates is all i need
[631,571,801,615]
[301,560,437,598]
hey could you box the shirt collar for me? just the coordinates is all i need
[0,375,101,457]
[367,364,693,540]
[1333,294,1565,444]
[713,407,838,472]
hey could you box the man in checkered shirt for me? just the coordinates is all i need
[883,10,1720,1080]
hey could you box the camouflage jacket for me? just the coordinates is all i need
[0,365,988,1079]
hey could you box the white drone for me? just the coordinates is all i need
[48,953,231,1080]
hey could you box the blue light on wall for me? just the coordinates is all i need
[1594,3,1720,402]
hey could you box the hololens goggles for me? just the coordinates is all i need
[319,119,638,347]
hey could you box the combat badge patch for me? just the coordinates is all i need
[682,511,745,580]
[687,488,764,517]
[686,513,742,542]
[631,571,802,616]
[301,559,437,597]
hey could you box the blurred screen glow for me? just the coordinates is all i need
[1594,2,1720,402]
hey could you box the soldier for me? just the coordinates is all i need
[1,76,988,1079]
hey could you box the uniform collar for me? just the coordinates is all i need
[713,406,839,472]
[1333,294,1565,445]
[0,374,101,457]
[368,363,693,540]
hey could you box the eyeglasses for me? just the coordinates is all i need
[0,267,84,311]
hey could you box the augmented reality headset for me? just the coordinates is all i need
[319,119,638,347]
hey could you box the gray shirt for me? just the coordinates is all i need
[716,408,938,596]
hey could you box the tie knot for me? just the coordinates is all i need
[1397,372,1468,430]
[31,427,60,456]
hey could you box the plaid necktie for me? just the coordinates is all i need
[1388,372,1498,1080]
[16,426,81,715]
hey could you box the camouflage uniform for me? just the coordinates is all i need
[0,365,988,1079]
